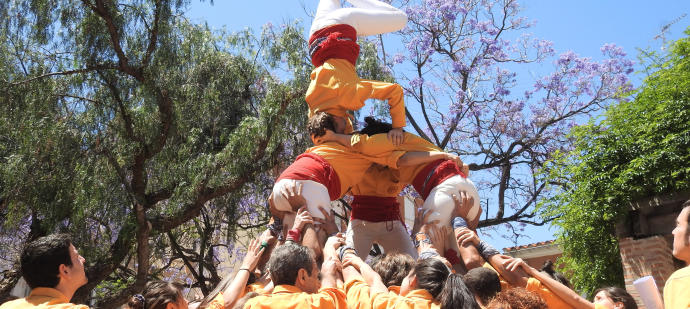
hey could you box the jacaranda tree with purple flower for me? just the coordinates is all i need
[379,0,634,238]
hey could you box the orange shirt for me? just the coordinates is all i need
[307,143,404,197]
[525,278,573,309]
[306,59,406,132]
[0,288,89,309]
[370,288,441,309]
[243,285,346,309]
[344,279,373,309]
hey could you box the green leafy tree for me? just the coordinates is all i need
[540,28,690,295]
[0,0,313,306]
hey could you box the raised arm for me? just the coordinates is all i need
[342,252,389,295]
[221,238,266,308]
[397,151,464,168]
[505,257,595,309]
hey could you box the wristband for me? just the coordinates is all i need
[287,228,301,242]
[413,232,432,248]
[452,217,468,229]
[260,241,269,250]
[338,245,357,261]
[238,268,251,273]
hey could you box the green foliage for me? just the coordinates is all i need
[540,28,690,295]
[0,0,316,306]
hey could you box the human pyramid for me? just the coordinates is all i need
[8,1,687,309]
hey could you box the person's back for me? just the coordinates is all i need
[0,234,88,309]
[665,202,690,309]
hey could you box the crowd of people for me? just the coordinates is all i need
[2,0,689,309]
[2,201,690,309]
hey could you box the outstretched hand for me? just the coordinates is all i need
[313,206,339,235]
[451,191,475,220]
[240,239,266,272]
[411,204,433,235]
[292,206,314,231]
[281,181,306,211]
[443,152,464,169]
[388,128,404,146]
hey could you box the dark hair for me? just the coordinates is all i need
[463,267,501,305]
[268,243,314,286]
[370,252,414,287]
[411,258,479,309]
[307,112,336,137]
[487,288,547,309]
[439,273,481,309]
[593,287,638,309]
[358,116,393,136]
[540,260,572,289]
[128,281,184,309]
[232,292,259,309]
[20,234,73,289]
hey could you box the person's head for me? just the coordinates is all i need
[540,260,572,288]
[671,201,690,263]
[268,243,320,293]
[593,287,637,309]
[400,258,479,309]
[486,288,547,309]
[307,112,336,138]
[370,252,414,287]
[20,234,87,293]
[463,267,501,306]
[128,281,187,309]
[358,116,393,136]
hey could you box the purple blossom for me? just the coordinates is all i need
[393,53,405,64]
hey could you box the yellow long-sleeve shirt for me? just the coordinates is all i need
[0,288,89,309]
[306,59,406,132]
[348,133,441,196]
[243,285,346,309]
[306,142,405,198]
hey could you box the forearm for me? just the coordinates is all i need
[358,80,406,128]
[222,270,251,308]
[397,151,448,167]
[525,267,594,309]
[343,265,363,283]
[357,262,388,294]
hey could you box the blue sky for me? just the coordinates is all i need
[186,1,689,250]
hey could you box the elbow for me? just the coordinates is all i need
[463,256,483,270]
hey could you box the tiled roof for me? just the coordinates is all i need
[503,240,556,252]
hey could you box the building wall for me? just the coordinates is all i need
[618,236,676,309]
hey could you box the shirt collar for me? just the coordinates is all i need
[272,285,304,294]
[28,287,71,303]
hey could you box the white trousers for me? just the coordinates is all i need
[272,179,332,220]
[345,218,417,259]
[423,175,481,227]
[310,0,408,37]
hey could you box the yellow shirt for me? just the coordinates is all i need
[306,59,406,132]
[370,289,441,309]
[205,293,225,309]
[243,285,346,309]
[349,133,442,196]
[664,265,690,309]
[0,288,89,309]
[307,143,404,197]
[525,278,573,309]
[344,279,373,309]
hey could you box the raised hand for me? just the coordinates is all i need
[292,206,314,231]
[239,239,266,272]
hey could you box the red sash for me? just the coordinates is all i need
[276,153,341,200]
[308,24,360,67]
[350,195,401,222]
[412,160,467,199]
